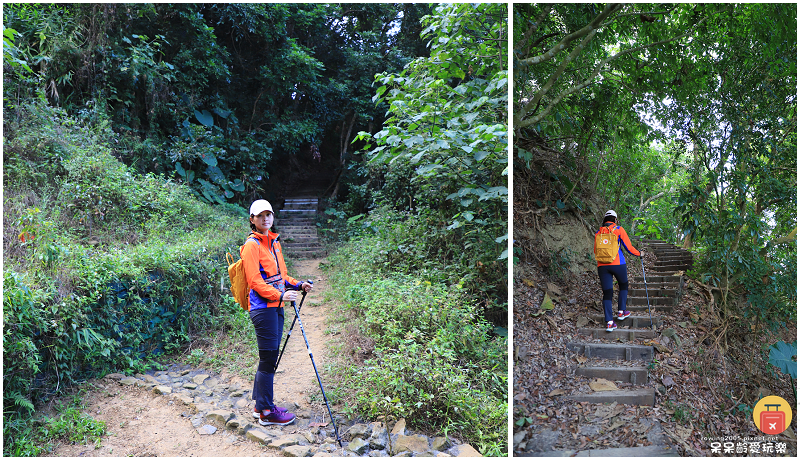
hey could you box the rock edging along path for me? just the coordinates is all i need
[102,367,482,457]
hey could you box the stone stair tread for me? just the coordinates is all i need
[567,342,654,361]
[565,388,655,406]
[523,445,679,457]
[575,365,649,384]
[587,315,661,328]
[578,328,658,340]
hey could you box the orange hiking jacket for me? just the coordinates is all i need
[240,230,302,310]
[594,223,641,266]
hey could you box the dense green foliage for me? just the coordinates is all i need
[4,3,432,205]
[317,7,508,454]
[339,3,508,325]
[514,3,796,329]
[4,3,507,455]
[324,207,507,456]
[2,99,245,455]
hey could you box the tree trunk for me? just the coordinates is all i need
[630,190,667,235]
[329,112,358,199]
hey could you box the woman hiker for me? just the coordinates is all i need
[242,199,313,425]
[594,210,641,332]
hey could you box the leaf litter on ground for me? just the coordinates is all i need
[514,242,797,456]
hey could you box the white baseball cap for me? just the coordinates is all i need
[604,210,617,218]
[249,199,274,216]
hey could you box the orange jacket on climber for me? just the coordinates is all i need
[593,222,641,266]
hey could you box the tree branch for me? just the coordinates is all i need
[518,3,622,67]
[518,15,708,129]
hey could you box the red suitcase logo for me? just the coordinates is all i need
[760,404,786,435]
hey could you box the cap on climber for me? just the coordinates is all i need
[249,199,274,216]
[604,210,617,219]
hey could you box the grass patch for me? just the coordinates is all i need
[320,209,508,456]
[3,392,106,457]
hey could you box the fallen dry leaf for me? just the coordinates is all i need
[523,278,535,287]
[548,388,566,397]
[541,293,555,310]
[546,282,562,297]
[589,378,618,392]
[662,375,676,387]
[575,355,588,364]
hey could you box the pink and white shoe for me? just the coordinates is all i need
[259,407,296,426]
[606,321,618,332]
[253,406,288,419]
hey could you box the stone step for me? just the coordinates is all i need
[651,265,690,273]
[575,365,649,384]
[281,236,320,244]
[283,248,327,258]
[283,245,325,252]
[277,226,318,232]
[578,328,658,341]
[567,342,653,361]
[628,283,679,292]
[628,288,677,297]
[588,314,661,329]
[566,388,655,406]
[626,304,673,313]
[525,445,679,457]
[278,210,316,218]
[654,256,693,264]
[632,275,681,283]
[627,296,674,306]
[574,446,679,457]
[279,221,317,226]
[654,257,693,264]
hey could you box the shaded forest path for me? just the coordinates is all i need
[49,258,341,457]
[49,258,483,457]
[515,237,695,457]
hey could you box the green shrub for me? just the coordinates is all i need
[323,207,507,454]
[3,99,248,454]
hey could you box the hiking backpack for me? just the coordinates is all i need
[226,237,257,311]
[594,225,619,264]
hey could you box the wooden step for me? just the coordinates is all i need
[567,342,653,361]
[575,365,649,384]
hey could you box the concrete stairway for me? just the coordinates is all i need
[566,238,692,406]
[555,237,692,456]
[276,196,326,259]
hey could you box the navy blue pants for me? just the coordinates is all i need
[597,264,629,323]
[250,306,284,412]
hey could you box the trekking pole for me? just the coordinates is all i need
[641,257,654,330]
[275,280,313,372]
[290,298,342,447]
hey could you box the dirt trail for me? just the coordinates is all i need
[49,258,334,457]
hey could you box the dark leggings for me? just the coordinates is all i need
[597,264,629,323]
[250,306,284,412]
